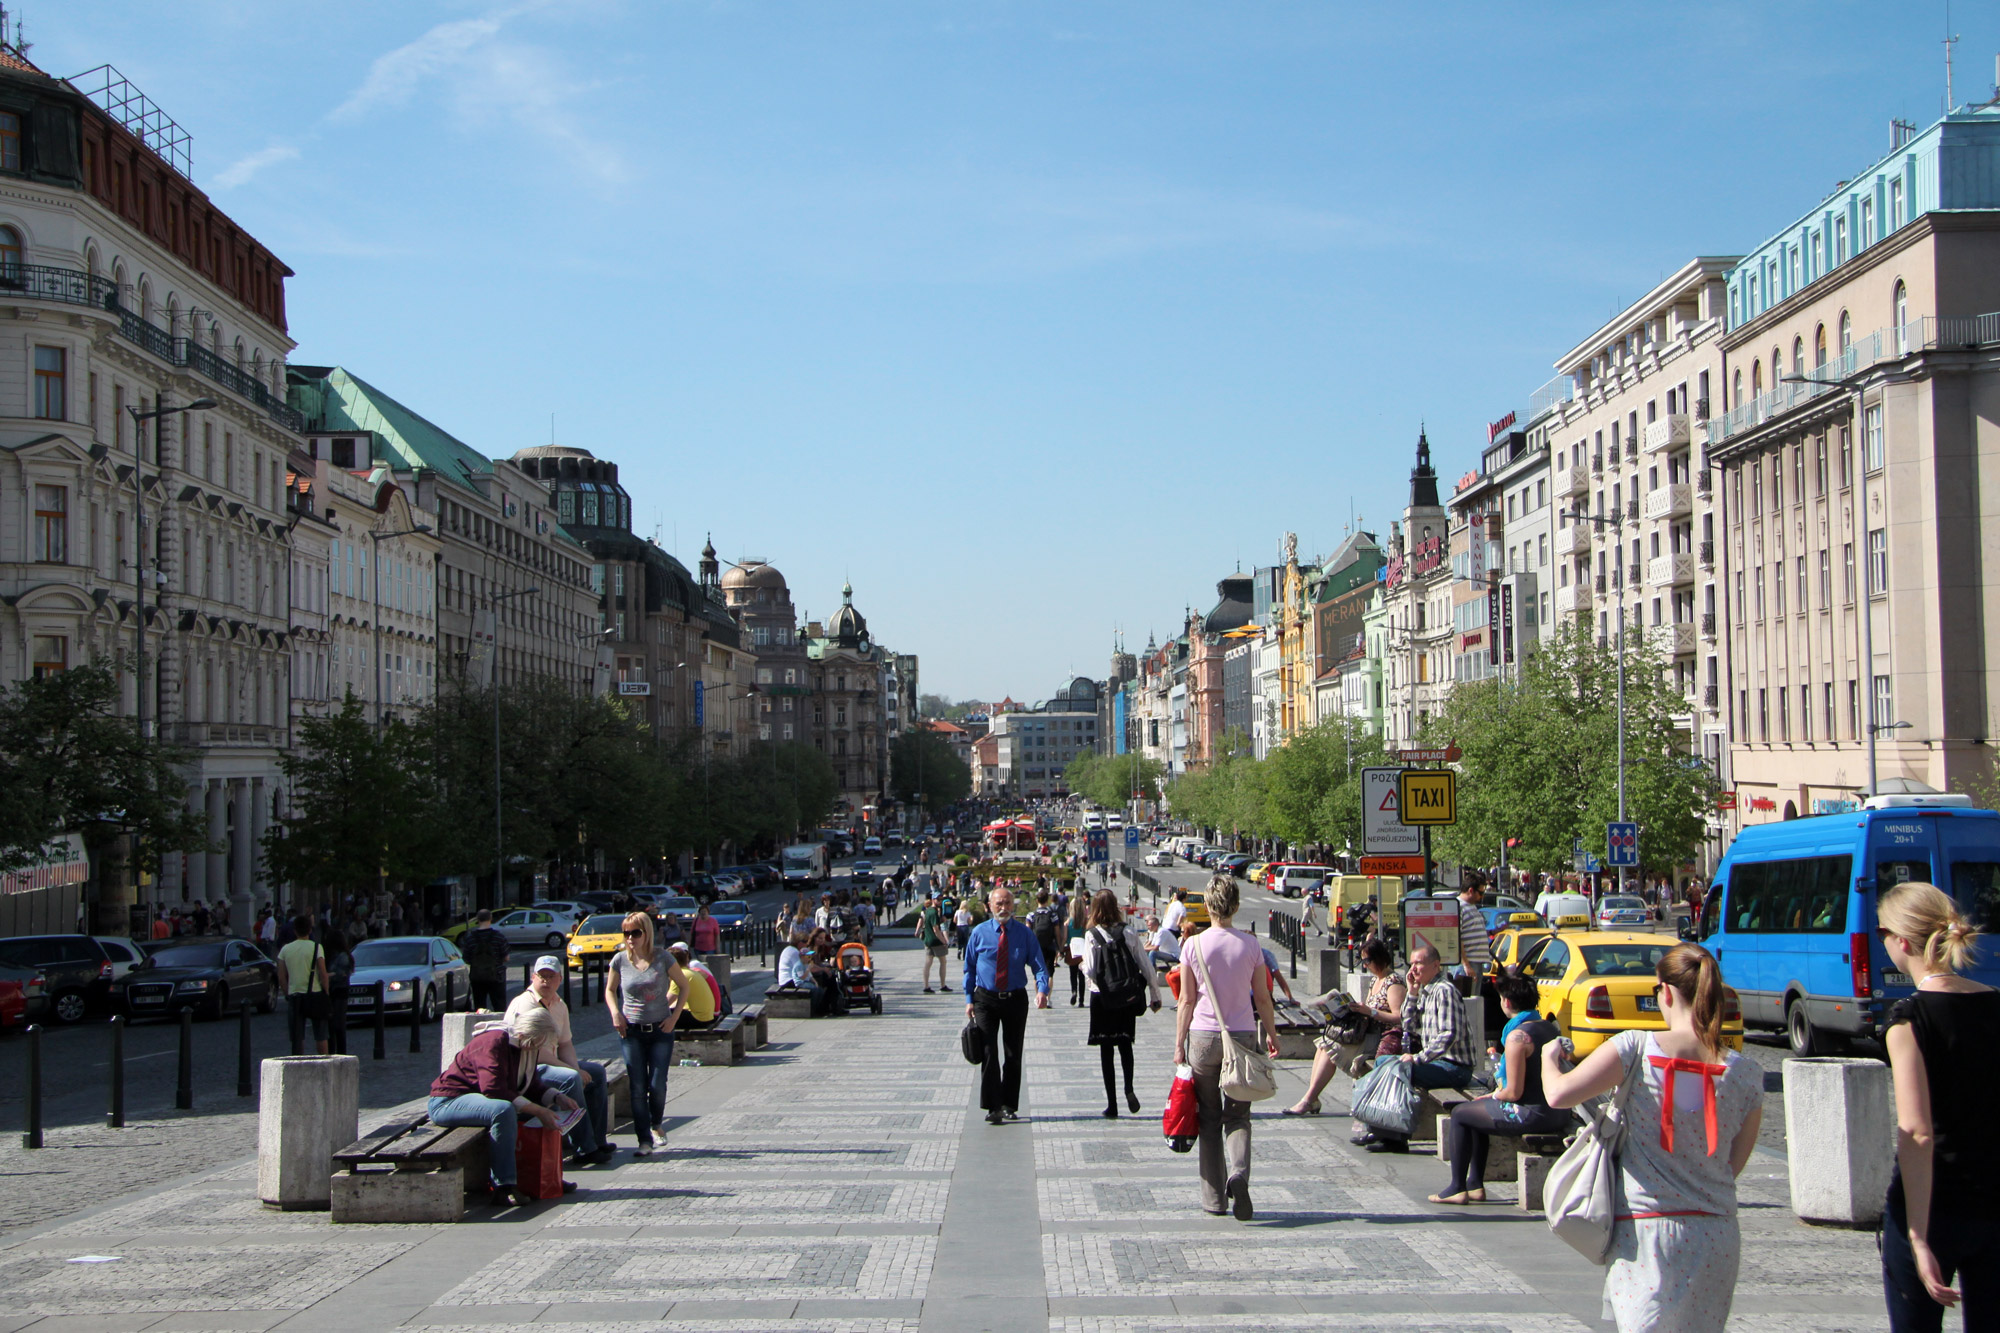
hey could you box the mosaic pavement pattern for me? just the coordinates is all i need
[1033,1132,1360,1173]
[1043,1230,1536,1298]
[0,1242,411,1316]
[1053,1316,1596,1333]
[547,1180,952,1227]
[667,1110,965,1138]
[435,1235,936,1304]
[44,1185,449,1237]
[1037,1175,1423,1222]
[637,1140,958,1174]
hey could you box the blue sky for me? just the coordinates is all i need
[45,2,1997,701]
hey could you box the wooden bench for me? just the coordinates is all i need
[1271,999,1340,1061]
[330,1116,490,1223]
[738,1003,766,1050]
[763,985,815,1020]
[676,1014,746,1066]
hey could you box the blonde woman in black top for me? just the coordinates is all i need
[1878,880,1996,1333]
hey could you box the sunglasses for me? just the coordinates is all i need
[622,929,645,938]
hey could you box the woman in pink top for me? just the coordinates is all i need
[1174,874,1281,1220]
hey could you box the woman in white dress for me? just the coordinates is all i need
[1541,943,1763,1333]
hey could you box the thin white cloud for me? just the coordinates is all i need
[213,143,299,189]
[328,3,627,185]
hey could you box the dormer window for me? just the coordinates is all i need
[0,112,18,172]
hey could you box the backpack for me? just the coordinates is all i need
[1092,926,1148,1017]
[1029,908,1060,961]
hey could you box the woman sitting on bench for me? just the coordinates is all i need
[1428,969,1571,1205]
[428,1005,578,1207]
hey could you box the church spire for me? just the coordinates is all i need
[1408,425,1440,510]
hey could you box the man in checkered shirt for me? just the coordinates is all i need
[1362,943,1483,1153]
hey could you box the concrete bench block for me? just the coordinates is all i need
[1312,948,1342,997]
[1438,1121,1519,1182]
[331,1166,467,1224]
[1784,1056,1893,1226]
[440,1012,504,1071]
[258,1055,360,1211]
[1519,1152,1556,1211]
[739,1005,767,1049]
[1273,1028,1319,1061]
[677,1018,743,1067]
[602,1057,630,1126]
[763,987,814,1020]
[703,954,732,991]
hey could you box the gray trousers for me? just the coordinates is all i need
[1186,1029,1254,1214]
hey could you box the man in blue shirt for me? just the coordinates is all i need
[963,885,1051,1124]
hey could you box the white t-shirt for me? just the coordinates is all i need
[1161,900,1187,935]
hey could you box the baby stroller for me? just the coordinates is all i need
[835,941,884,1014]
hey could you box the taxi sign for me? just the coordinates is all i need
[1505,910,1541,926]
[1396,770,1457,826]
[1554,913,1591,929]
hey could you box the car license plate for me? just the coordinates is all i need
[1884,970,1913,988]
[1637,995,1659,1012]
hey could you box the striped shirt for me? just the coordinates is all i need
[1459,899,1492,969]
[1403,977,1479,1068]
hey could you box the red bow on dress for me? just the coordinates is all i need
[1649,1054,1729,1156]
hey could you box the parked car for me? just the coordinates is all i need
[709,871,747,897]
[345,936,471,1024]
[1476,893,1536,932]
[708,900,753,934]
[1694,793,2000,1054]
[674,874,719,905]
[1518,930,1743,1058]
[655,895,700,919]
[491,905,583,949]
[575,890,625,913]
[1144,849,1174,867]
[567,913,629,968]
[1217,853,1253,876]
[1274,866,1330,898]
[0,961,48,1028]
[0,934,122,1023]
[94,936,146,980]
[118,937,279,1020]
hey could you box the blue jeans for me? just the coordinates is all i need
[620,1028,675,1147]
[428,1092,518,1188]
[539,1061,605,1155]
[1408,1058,1479,1091]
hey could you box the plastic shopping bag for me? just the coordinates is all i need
[1348,1056,1419,1137]
[1162,1062,1200,1153]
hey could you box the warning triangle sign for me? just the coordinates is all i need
[1378,788,1400,813]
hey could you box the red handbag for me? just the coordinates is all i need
[514,1123,565,1200]
[1162,1064,1200,1153]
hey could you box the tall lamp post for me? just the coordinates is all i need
[124,395,216,739]
[368,521,433,727]
[487,586,538,907]
[1559,500,1630,898]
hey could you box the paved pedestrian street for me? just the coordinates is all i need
[0,935,1957,1332]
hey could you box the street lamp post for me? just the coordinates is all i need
[1559,502,1630,897]
[368,522,433,728]
[487,586,539,908]
[124,395,217,739]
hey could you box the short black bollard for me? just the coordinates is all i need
[176,1008,194,1110]
[372,980,386,1060]
[106,1014,126,1128]
[23,1023,43,1148]
[444,971,455,1015]
[409,987,423,1053]
[237,1002,254,1097]
[522,959,532,996]
[562,963,572,1009]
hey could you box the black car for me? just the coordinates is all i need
[675,873,718,905]
[0,934,120,1024]
[117,937,279,1020]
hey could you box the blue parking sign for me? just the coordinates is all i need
[1124,827,1140,847]
[1606,821,1639,868]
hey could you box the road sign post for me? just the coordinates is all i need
[1396,769,1456,894]
[1606,821,1639,869]
[1361,767,1423,859]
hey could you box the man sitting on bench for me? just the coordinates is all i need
[1360,943,1484,1154]
[429,1004,579,1206]
[506,955,614,1166]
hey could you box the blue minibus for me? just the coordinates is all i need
[1694,794,2000,1054]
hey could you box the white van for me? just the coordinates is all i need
[1274,866,1330,899]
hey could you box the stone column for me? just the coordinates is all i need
[249,777,271,912]
[230,778,254,923]
[205,781,228,905]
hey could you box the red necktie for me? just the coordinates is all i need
[994,922,1010,990]
[1649,1054,1728,1156]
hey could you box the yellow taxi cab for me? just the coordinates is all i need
[565,912,631,968]
[1484,918,1553,981]
[1246,861,1271,883]
[1517,930,1743,1056]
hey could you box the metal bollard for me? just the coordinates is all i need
[372,981,386,1059]
[522,959,532,996]
[176,1008,194,1110]
[409,986,423,1053]
[444,971,455,1015]
[237,1002,254,1096]
[107,1014,126,1128]
[562,963,572,1009]
[23,1023,43,1148]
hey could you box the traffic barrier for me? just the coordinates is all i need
[1269,910,1304,979]
[175,1008,194,1109]
[409,985,423,1053]
[106,1014,126,1127]
[1784,1056,1893,1226]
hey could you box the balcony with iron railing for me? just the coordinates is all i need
[1595,573,1607,595]
[1698,540,1714,568]
[1700,611,1717,638]
[1695,470,1713,499]
[1703,683,1719,710]
[0,262,121,310]
[1625,498,1639,522]
[1706,312,2000,446]
[1591,453,1605,475]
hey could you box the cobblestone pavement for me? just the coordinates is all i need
[0,932,1955,1332]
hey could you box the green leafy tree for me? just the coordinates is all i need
[1064,751,1163,810]
[0,660,210,877]
[1418,619,1716,875]
[1262,715,1388,853]
[889,729,972,815]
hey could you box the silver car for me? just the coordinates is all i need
[346,936,472,1023]
[491,906,583,949]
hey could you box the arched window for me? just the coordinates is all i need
[233,337,245,368]
[1733,369,1742,408]
[1814,325,1827,367]
[1752,360,1763,397]
[0,224,20,278]
[138,277,152,323]
[1893,281,1909,352]
[1792,338,1805,377]
[84,243,98,281]
[1838,311,1852,353]
[166,295,180,338]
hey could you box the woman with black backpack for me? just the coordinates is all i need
[1080,889,1162,1118]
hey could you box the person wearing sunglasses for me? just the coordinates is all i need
[604,912,692,1157]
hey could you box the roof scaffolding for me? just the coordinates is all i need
[67,64,192,180]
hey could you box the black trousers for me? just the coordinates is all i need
[1883,1171,2000,1333]
[973,987,1029,1113]
[470,976,507,1011]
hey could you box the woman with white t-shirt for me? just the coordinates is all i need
[1173,875,1280,1221]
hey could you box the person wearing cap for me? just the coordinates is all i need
[665,940,720,1030]
[505,955,613,1165]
